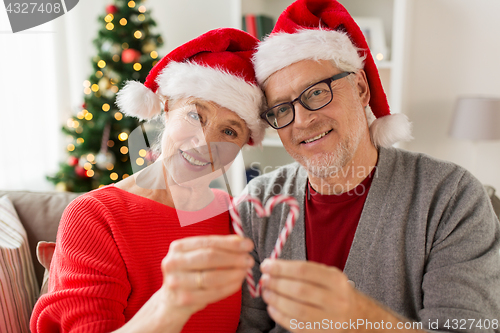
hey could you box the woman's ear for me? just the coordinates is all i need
[163,100,171,122]
[356,70,370,107]
[164,100,169,113]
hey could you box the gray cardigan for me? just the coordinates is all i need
[237,147,500,333]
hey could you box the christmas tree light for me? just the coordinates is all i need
[118,132,128,141]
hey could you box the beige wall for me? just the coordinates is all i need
[403,0,500,191]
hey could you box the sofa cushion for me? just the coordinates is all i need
[0,191,81,288]
[0,195,39,333]
[36,241,56,296]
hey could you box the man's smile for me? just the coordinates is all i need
[301,129,333,144]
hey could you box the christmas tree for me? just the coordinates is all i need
[48,0,163,192]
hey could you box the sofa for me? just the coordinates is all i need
[0,186,499,333]
[485,185,500,219]
[0,190,82,289]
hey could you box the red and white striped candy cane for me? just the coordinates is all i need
[228,194,299,298]
[264,195,300,260]
[228,195,265,297]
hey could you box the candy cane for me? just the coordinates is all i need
[228,194,299,298]
[264,195,300,260]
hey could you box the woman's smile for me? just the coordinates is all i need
[180,149,211,167]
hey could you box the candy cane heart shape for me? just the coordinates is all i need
[228,195,300,298]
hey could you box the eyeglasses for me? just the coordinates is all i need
[260,71,354,129]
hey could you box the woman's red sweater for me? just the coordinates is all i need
[30,186,241,333]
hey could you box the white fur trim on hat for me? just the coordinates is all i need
[116,81,162,120]
[253,29,364,86]
[157,61,267,145]
[369,113,413,147]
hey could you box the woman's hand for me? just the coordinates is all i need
[115,235,254,333]
[161,234,254,315]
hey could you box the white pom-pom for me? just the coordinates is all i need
[369,113,413,147]
[116,81,162,120]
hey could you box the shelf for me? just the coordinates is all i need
[262,136,283,147]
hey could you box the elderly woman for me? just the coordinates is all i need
[30,28,267,333]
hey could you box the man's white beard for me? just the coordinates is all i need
[292,107,366,179]
[298,140,352,178]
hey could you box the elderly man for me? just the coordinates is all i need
[237,0,500,332]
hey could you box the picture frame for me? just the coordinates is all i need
[353,17,389,62]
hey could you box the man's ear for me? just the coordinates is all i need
[356,70,370,107]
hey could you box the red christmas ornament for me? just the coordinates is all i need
[75,166,88,178]
[122,49,142,64]
[82,103,86,109]
[68,156,79,167]
[106,4,118,14]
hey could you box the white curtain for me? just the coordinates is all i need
[0,14,60,190]
[0,2,100,191]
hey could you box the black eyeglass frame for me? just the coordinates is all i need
[260,71,355,129]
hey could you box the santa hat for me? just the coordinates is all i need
[253,0,412,147]
[116,28,267,145]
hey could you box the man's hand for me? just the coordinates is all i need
[260,259,418,332]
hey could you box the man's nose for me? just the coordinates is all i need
[293,103,316,129]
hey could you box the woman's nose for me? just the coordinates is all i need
[190,126,207,146]
[201,125,220,144]
[191,124,221,147]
